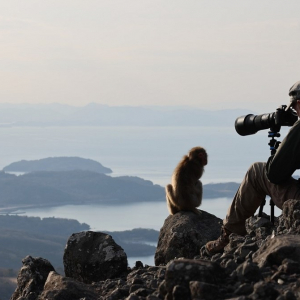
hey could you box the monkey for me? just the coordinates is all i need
[165,146,207,215]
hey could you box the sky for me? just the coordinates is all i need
[0,1,299,112]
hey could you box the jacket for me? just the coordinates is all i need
[266,119,300,184]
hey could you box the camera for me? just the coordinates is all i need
[235,105,298,136]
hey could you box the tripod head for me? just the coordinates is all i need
[268,129,281,155]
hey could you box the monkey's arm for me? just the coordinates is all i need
[193,180,203,206]
[165,184,180,215]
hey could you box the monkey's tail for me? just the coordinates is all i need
[165,184,179,215]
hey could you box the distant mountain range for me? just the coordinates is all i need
[0,103,254,127]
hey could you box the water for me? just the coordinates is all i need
[12,198,234,231]
[0,125,292,186]
[12,197,281,266]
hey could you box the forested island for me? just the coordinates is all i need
[0,170,239,214]
[3,157,112,174]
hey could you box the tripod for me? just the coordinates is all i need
[258,128,281,224]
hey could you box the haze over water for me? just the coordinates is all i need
[1,124,289,186]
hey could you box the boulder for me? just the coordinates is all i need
[39,271,98,300]
[252,235,300,268]
[155,210,222,265]
[11,255,55,300]
[63,231,128,284]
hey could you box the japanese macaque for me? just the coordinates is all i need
[166,147,207,215]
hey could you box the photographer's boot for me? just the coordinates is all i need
[205,226,231,256]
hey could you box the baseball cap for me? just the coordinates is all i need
[286,81,300,110]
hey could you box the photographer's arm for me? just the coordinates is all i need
[266,120,300,184]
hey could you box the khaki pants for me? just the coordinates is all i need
[224,162,300,235]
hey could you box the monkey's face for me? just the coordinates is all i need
[198,152,208,166]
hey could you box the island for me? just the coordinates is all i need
[2,157,112,174]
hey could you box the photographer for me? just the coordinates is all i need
[206,80,300,255]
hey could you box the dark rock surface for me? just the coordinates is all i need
[39,271,99,300]
[154,210,222,266]
[10,199,300,299]
[252,235,300,268]
[161,259,224,299]
[63,231,128,284]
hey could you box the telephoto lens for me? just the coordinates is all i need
[235,112,276,136]
[235,105,297,136]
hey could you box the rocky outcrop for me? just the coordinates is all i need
[10,199,300,299]
[252,235,300,268]
[39,271,99,300]
[155,210,222,266]
[11,256,55,300]
[63,231,128,284]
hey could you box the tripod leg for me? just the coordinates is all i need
[258,199,266,217]
[270,199,275,224]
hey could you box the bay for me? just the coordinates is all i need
[12,198,233,231]
[12,197,282,232]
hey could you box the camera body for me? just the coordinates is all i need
[235,105,298,136]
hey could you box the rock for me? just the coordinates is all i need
[282,199,300,232]
[252,235,300,268]
[189,281,221,300]
[233,242,258,261]
[245,215,274,236]
[39,271,98,300]
[224,234,246,254]
[161,259,224,299]
[233,283,253,296]
[63,231,128,284]
[155,210,222,265]
[250,281,279,300]
[172,285,190,300]
[235,259,262,283]
[10,255,55,300]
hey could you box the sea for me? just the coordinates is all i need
[1,125,287,265]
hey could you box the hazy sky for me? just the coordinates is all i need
[0,1,299,111]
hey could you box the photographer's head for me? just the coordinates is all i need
[287,81,300,115]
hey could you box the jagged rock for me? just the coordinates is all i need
[155,210,222,265]
[39,271,98,300]
[252,235,300,268]
[11,255,55,300]
[63,231,128,284]
[245,215,274,236]
[281,199,300,232]
[160,259,224,300]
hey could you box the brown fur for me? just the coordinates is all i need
[166,147,207,215]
